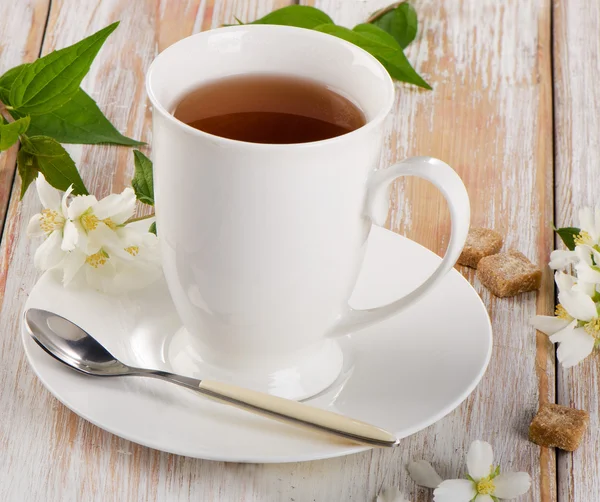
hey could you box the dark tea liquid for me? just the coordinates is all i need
[172,74,366,144]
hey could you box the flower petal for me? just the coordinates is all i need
[27,213,44,237]
[555,271,576,292]
[61,185,74,216]
[575,244,594,265]
[433,479,476,502]
[93,187,136,223]
[531,315,571,336]
[67,194,97,219]
[558,288,597,321]
[85,258,118,293]
[555,327,595,368]
[62,249,87,285]
[376,487,410,502]
[407,460,443,489]
[549,320,577,344]
[575,261,600,284]
[111,256,163,292]
[474,496,494,502]
[549,250,577,270]
[35,174,61,209]
[62,220,78,251]
[33,231,64,270]
[467,441,494,481]
[573,280,597,297]
[493,472,531,499]
[88,223,132,259]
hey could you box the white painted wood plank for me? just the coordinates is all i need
[553,0,600,500]
[0,0,50,232]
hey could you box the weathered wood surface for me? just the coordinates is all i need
[553,0,600,500]
[301,1,556,500]
[0,0,572,500]
[0,0,50,233]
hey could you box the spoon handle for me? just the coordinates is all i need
[194,379,398,447]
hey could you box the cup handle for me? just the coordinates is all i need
[329,156,470,337]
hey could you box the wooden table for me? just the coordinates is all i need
[0,0,595,500]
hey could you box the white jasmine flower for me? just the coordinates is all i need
[532,272,599,367]
[62,224,161,294]
[27,176,161,295]
[430,441,530,502]
[550,207,600,270]
[26,175,71,270]
[63,187,136,255]
[376,487,411,502]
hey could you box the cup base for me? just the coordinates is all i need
[163,327,344,400]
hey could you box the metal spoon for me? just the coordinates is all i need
[25,308,399,448]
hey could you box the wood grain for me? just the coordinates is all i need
[0,0,50,235]
[0,0,562,501]
[300,1,556,500]
[553,0,600,500]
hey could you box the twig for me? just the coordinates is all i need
[125,213,155,224]
[0,99,15,124]
[366,2,402,24]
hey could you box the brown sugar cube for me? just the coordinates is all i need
[476,249,542,297]
[458,227,504,268]
[529,403,589,451]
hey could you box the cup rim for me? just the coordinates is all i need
[146,24,395,150]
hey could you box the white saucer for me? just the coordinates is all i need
[21,227,492,463]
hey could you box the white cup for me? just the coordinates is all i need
[146,25,470,399]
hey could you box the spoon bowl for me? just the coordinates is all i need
[25,309,131,376]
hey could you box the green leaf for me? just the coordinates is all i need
[370,2,418,49]
[252,6,334,29]
[12,88,143,145]
[0,63,28,103]
[132,150,154,205]
[16,148,39,199]
[354,23,402,49]
[315,24,431,89]
[21,135,88,195]
[555,226,580,251]
[10,22,119,114]
[0,115,30,151]
[149,221,157,235]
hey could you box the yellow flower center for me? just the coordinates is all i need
[40,209,64,233]
[80,210,99,232]
[125,246,139,256]
[103,218,118,230]
[86,250,108,268]
[584,318,600,339]
[476,478,495,495]
[555,304,573,321]
[574,230,592,246]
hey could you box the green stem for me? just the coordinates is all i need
[125,213,155,224]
